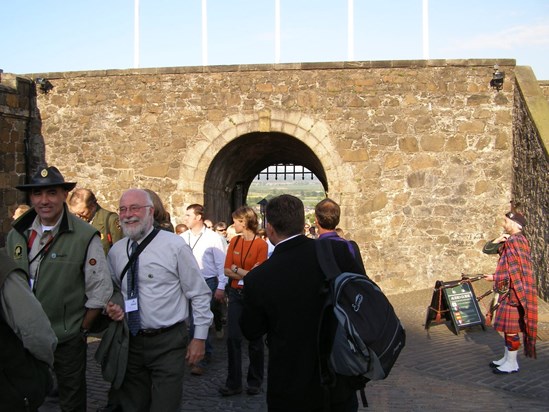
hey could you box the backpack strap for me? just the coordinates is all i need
[315,240,339,390]
[315,238,342,281]
[349,240,367,275]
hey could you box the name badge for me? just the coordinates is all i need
[125,298,139,313]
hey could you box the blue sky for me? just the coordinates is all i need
[2,0,549,79]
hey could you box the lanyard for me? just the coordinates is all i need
[239,235,257,270]
[187,231,203,251]
[27,230,56,265]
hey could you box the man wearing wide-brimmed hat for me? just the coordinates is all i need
[6,165,113,411]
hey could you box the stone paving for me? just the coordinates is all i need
[85,282,549,412]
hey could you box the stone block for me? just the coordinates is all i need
[420,134,445,151]
[399,136,419,152]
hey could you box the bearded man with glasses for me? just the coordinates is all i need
[106,189,213,411]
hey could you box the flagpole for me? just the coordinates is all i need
[202,0,208,66]
[422,0,429,59]
[134,0,140,68]
[275,0,280,63]
[347,0,354,61]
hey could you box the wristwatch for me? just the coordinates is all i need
[232,266,238,273]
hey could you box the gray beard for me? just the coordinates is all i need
[121,219,151,241]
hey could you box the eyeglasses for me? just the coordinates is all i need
[118,205,151,215]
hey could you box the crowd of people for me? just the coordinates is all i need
[0,165,539,412]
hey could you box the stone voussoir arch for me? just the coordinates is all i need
[176,109,354,205]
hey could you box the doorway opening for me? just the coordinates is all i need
[203,132,327,224]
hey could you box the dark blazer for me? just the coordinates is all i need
[240,235,362,412]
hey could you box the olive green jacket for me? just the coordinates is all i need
[92,206,123,255]
[7,205,99,343]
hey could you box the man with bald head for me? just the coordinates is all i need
[106,189,213,411]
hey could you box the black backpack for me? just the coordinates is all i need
[0,249,53,411]
[316,239,406,407]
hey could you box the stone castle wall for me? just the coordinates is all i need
[513,68,549,300]
[1,59,546,296]
[0,74,33,245]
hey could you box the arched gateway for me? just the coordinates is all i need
[177,109,349,223]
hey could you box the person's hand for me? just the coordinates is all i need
[494,234,510,243]
[106,301,125,321]
[214,288,225,302]
[484,274,494,282]
[186,338,205,366]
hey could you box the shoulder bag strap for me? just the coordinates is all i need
[119,228,160,282]
[349,240,367,275]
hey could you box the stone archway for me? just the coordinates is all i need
[203,131,328,223]
[176,109,350,222]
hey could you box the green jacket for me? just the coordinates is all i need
[92,206,123,255]
[7,205,99,343]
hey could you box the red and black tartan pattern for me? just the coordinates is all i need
[492,233,538,358]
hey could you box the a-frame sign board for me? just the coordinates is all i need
[425,279,485,334]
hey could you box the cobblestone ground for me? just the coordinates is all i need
[84,285,549,412]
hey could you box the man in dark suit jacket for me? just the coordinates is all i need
[240,194,361,412]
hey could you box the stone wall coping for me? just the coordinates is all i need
[0,73,33,92]
[516,66,549,158]
[13,58,516,80]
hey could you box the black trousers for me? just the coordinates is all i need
[225,288,264,389]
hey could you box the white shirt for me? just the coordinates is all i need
[182,226,228,290]
[108,228,213,338]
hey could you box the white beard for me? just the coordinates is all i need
[121,216,152,241]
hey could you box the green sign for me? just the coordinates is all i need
[425,279,485,334]
[442,282,484,331]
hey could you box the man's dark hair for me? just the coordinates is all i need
[214,221,227,231]
[315,198,340,230]
[186,203,204,219]
[266,194,304,237]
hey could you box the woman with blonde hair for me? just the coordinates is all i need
[219,206,268,396]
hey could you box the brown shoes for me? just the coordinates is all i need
[190,365,204,375]
[218,386,243,396]
[246,386,261,395]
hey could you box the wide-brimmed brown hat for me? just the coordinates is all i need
[16,166,77,191]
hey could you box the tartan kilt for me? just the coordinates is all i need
[493,300,525,334]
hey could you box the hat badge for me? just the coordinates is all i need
[41,169,48,177]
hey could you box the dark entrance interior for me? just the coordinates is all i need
[203,132,328,223]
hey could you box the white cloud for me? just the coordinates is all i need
[454,23,549,51]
